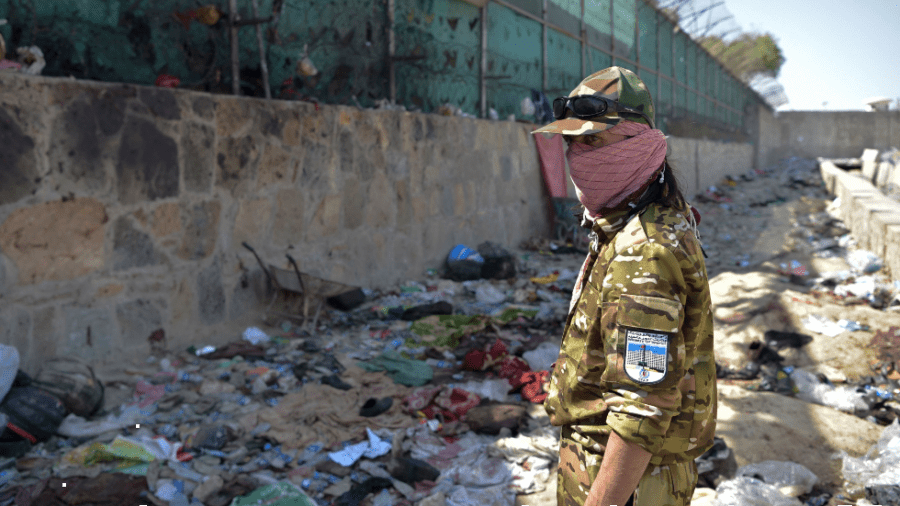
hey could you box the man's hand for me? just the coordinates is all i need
[584,430,652,506]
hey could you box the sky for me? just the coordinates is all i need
[679,0,900,111]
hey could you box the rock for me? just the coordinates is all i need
[192,474,224,503]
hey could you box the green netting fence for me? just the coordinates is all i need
[0,0,765,134]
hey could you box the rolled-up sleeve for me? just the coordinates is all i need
[603,241,687,455]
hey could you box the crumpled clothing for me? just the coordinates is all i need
[258,368,415,450]
[462,339,508,371]
[517,371,549,403]
[356,349,433,386]
[404,385,481,422]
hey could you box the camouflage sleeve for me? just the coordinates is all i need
[602,240,687,456]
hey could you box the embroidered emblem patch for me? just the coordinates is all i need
[623,327,669,384]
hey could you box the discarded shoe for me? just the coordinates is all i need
[389,457,441,484]
[334,477,393,506]
[359,397,393,417]
[400,301,453,321]
[321,374,352,391]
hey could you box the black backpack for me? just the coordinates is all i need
[0,384,68,443]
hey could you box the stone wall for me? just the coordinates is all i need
[0,72,763,372]
[0,72,549,372]
[820,160,900,279]
[666,137,755,198]
[759,111,900,167]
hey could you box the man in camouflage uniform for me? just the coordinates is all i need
[532,67,717,506]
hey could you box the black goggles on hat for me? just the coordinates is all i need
[552,95,654,129]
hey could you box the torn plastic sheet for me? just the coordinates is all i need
[838,418,900,487]
[327,428,391,466]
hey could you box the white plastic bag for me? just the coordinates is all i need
[0,344,20,401]
[714,477,803,506]
[242,326,270,345]
[474,284,506,304]
[847,249,883,274]
[789,368,869,412]
[840,418,900,487]
[735,461,818,497]
[522,342,560,372]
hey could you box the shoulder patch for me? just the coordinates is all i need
[622,327,670,384]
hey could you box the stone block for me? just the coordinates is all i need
[298,141,333,193]
[258,107,286,138]
[112,215,163,271]
[31,306,57,365]
[273,189,306,243]
[216,136,260,196]
[95,284,124,298]
[0,106,38,205]
[861,148,879,182]
[876,161,893,189]
[233,198,272,249]
[117,116,180,204]
[138,87,180,120]
[177,201,221,260]
[342,177,364,230]
[182,122,216,193]
[307,195,342,238]
[886,225,900,279]
[395,180,412,229]
[453,183,466,216]
[116,299,165,343]
[258,144,294,187]
[0,198,107,284]
[152,203,182,237]
[197,258,226,325]
[191,96,216,121]
[500,154,515,181]
[63,305,116,363]
[365,174,397,227]
[215,97,256,138]
[229,269,265,320]
[1,309,32,368]
[170,278,194,326]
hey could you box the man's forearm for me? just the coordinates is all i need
[584,430,652,506]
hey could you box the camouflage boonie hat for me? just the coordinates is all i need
[532,66,655,136]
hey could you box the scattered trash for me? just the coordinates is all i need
[735,460,818,497]
[713,476,803,506]
[16,46,44,75]
[445,245,485,281]
[847,249,883,274]
[838,418,900,490]
[155,73,180,88]
[801,314,846,338]
[789,368,869,413]
[242,326,270,345]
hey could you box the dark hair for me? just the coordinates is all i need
[629,157,686,213]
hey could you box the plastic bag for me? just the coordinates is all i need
[243,327,270,345]
[840,418,900,487]
[847,250,883,274]
[735,461,817,497]
[456,379,512,402]
[789,368,869,412]
[474,284,506,305]
[522,342,559,372]
[713,477,803,506]
[0,344,19,401]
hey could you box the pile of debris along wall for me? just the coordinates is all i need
[0,71,755,370]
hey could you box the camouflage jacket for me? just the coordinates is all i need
[545,202,717,465]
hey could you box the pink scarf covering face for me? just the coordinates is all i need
[566,121,667,217]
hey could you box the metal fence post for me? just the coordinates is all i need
[609,0,615,62]
[387,0,396,104]
[581,0,586,76]
[543,0,548,91]
[481,3,488,118]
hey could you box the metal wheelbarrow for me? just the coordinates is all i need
[242,242,357,330]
